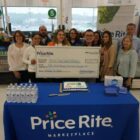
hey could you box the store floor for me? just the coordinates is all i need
[0,85,140,140]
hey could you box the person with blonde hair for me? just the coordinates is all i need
[117,23,140,59]
[116,35,138,90]
[48,29,70,47]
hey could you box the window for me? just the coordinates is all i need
[72,8,98,31]
[3,7,57,32]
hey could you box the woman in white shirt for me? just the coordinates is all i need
[23,33,41,82]
[8,30,29,83]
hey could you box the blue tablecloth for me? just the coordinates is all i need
[4,83,139,140]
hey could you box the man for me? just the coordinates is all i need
[39,25,51,45]
[117,23,140,59]
[83,29,95,46]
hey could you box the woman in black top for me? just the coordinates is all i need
[68,28,82,46]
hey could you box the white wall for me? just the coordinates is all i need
[72,0,97,7]
[1,0,60,7]
[0,0,137,7]
[1,0,140,29]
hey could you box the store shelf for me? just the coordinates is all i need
[0,47,9,73]
[0,72,15,84]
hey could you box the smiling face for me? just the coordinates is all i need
[69,29,77,40]
[94,33,100,42]
[102,33,110,44]
[57,31,65,43]
[32,34,41,46]
[84,31,95,44]
[15,32,24,43]
[127,25,136,36]
[39,26,47,36]
[122,36,132,50]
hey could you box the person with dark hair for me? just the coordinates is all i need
[39,25,51,45]
[116,35,138,90]
[7,30,29,83]
[68,28,82,46]
[93,31,102,46]
[83,29,95,46]
[100,30,116,81]
[48,29,70,47]
[23,33,41,82]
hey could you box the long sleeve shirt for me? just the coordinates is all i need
[117,49,138,78]
[117,35,140,59]
[23,45,36,72]
[8,43,28,71]
[100,44,116,68]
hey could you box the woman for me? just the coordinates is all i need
[48,29,73,82]
[100,31,116,81]
[93,31,101,46]
[68,28,82,46]
[8,30,29,83]
[116,35,138,90]
[23,33,41,82]
[48,29,70,47]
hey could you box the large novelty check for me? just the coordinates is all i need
[36,46,100,78]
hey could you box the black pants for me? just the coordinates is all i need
[116,73,132,91]
[123,77,133,91]
[28,72,54,83]
[11,70,29,84]
[28,72,37,83]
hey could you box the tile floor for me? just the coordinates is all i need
[0,85,139,140]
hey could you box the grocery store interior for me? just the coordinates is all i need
[0,0,140,140]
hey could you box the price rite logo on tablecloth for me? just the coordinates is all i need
[31,111,113,128]
[30,111,113,138]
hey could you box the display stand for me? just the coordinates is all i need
[0,41,14,84]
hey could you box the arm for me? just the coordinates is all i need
[116,38,122,57]
[137,39,140,60]
[129,50,138,78]
[108,45,116,68]
[7,45,21,78]
[7,45,16,71]
[23,48,31,65]
[114,50,121,74]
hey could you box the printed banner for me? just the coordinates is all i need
[36,46,100,78]
[97,5,135,39]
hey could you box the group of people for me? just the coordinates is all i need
[7,23,140,90]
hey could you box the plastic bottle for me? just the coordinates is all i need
[15,87,21,103]
[10,86,16,103]
[31,87,37,103]
[26,87,31,103]
[21,87,26,103]
[6,85,11,103]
